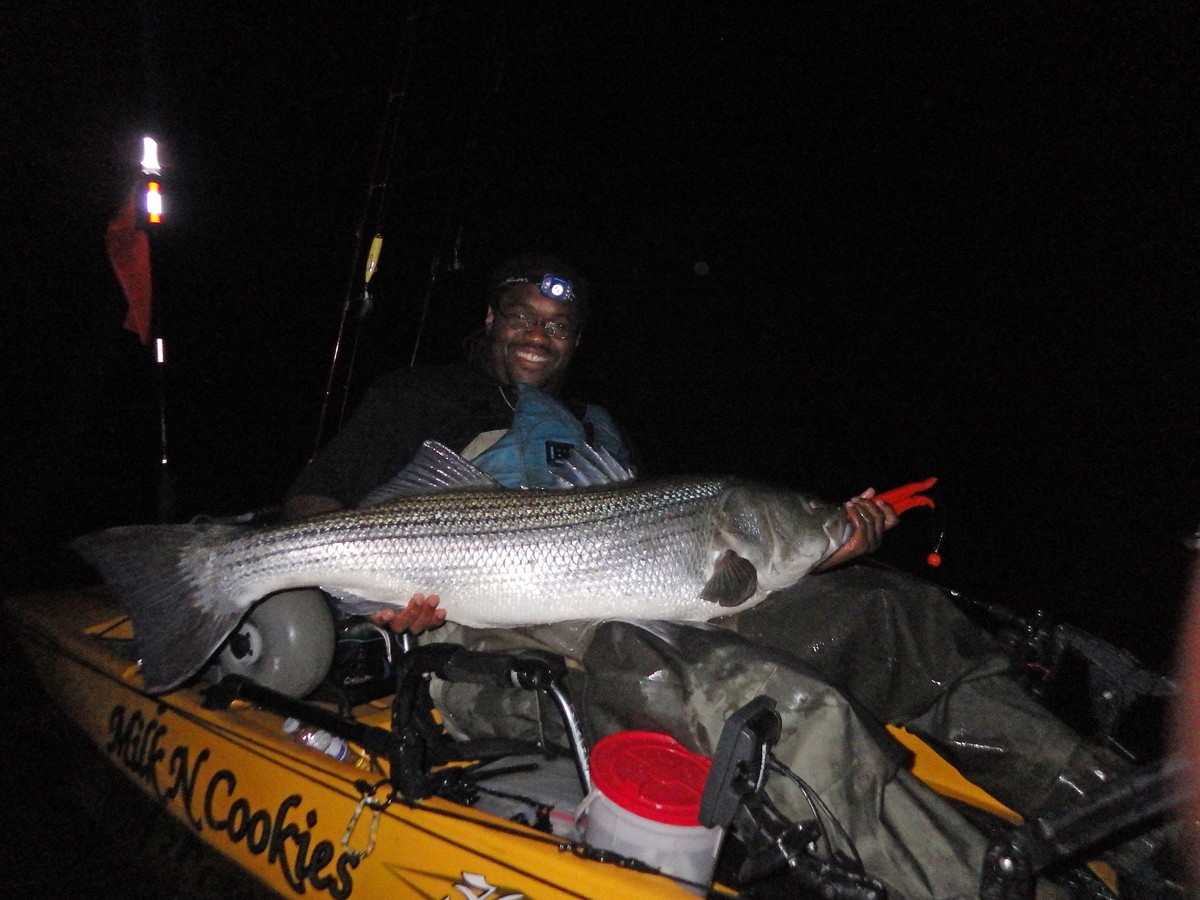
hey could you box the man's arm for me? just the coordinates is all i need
[281,493,345,521]
[284,371,438,512]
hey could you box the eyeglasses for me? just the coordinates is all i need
[497,310,577,341]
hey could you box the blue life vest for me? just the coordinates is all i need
[470,384,633,488]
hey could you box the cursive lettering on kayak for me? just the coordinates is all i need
[205,772,358,897]
[105,704,359,898]
[164,743,209,830]
[106,704,168,793]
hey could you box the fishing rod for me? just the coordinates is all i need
[312,3,516,448]
[312,3,431,457]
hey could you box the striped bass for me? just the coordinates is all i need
[72,442,903,694]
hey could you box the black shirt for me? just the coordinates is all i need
[286,363,515,508]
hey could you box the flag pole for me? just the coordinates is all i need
[141,137,175,523]
[104,136,172,521]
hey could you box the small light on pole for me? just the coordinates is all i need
[146,181,163,224]
[141,137,163,224]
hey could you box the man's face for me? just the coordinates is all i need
[485,284,582,391]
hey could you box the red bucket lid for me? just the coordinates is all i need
[590,731,712,826]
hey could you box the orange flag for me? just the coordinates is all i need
[105,189,152,344]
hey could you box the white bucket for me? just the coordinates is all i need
[575,731,724,895]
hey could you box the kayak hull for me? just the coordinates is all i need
[5,588,709,899]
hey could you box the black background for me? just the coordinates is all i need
[3,2,1197,672]
[1,4,1198,895]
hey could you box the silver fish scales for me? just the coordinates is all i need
[73,444,848,693]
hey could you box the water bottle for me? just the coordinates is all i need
[282,717,351,762]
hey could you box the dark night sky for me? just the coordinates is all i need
[2,2,1197,669]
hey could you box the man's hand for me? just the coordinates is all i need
[368,593,447,635]
[814,488,899,572]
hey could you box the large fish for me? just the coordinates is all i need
[72,441,933,694]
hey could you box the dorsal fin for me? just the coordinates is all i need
[549,442,636,489]
[358,440,501,507]
[700,549,759,607]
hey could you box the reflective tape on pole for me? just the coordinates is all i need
[141,136,161,174]
[142,137,163,224]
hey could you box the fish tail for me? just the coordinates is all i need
[71,523,249,694]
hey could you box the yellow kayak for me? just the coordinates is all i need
[5,586,1026,900]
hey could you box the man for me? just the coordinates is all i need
[285,249,895,605]
[285,252,599,515]
[283,252,1100,898]
[285,251,893,628]
[286,252,639,631]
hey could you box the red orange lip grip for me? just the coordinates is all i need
[875,477,942,567]
[875,477,937,515]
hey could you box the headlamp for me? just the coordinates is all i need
[539,275,574,302]
[501,273,575,304]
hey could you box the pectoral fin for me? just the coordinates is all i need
[701,550,759,607]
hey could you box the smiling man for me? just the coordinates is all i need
[485,273,581,392]
[284,252,624,510]
[281,252,636,630]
